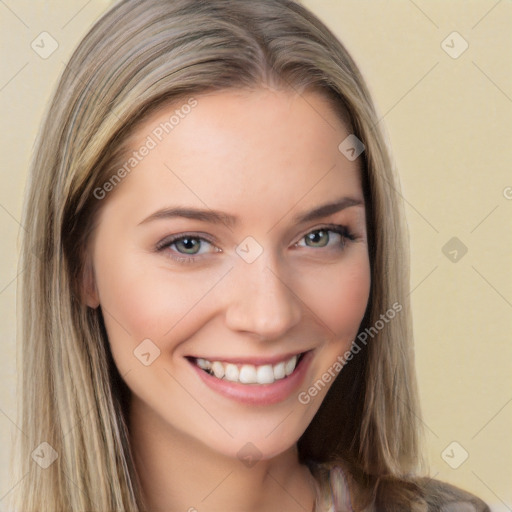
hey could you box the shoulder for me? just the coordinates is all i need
[416,476,491,512]
[308,461,490,512]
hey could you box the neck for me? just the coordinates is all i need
[128,394,317,512]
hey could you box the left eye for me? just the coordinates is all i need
[295,226,353,249]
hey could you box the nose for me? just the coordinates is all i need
[223,252,302,341]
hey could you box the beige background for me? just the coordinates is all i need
[1,1,510,510]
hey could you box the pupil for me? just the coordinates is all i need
[308,230,327,247]
[178,238,199,254]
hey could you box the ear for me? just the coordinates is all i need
[81,255,100,309]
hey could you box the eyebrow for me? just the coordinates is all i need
[138,196,364,228]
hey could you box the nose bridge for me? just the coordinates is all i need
[223,249,302,339]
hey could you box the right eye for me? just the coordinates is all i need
[156,233,220,263]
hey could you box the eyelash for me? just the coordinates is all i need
[155,224,357,264]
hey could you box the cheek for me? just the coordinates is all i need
[300,253,371,338]
[295,253,370,406]
[92,245,215,364]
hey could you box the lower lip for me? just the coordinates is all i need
[189,351,313,405]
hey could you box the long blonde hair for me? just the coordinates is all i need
[14,1,428,510]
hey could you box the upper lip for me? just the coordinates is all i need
[186,350,309,366]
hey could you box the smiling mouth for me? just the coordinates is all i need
[187,352,307,385]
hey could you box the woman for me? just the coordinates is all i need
[15,0,490,510]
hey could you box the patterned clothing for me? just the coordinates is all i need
[308,462,354,512]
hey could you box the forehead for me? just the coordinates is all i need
[100,88,364,225]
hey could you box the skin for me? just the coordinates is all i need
[84,87,370,512]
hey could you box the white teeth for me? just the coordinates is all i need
[239,365,257,384]
[224,363,239,382]
[196,358,211,370]
[194,353,302,385]
[256,365,275,384]
[273,362,286,380]
[285,355,298,376]
[211,361,225,379]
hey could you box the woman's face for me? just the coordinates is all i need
[85,87,370,460]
